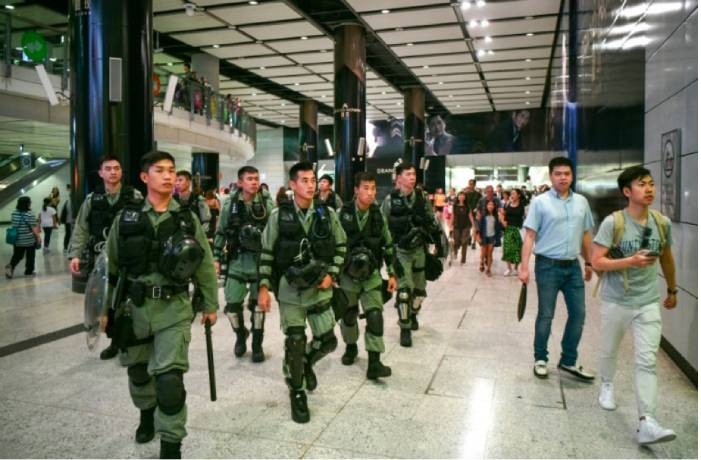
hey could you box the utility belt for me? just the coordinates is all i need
[535,255,579,267]
[396,227,426,251]
[126,280,189,307]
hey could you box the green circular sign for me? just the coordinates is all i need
[21,31,48,62]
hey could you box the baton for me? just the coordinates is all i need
[204,319,217,401]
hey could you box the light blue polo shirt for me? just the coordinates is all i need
[523,187,594,260]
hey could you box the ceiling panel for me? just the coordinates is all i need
[206,43,273,59]
[211,2,301,25]
[305,64,334,74]
[269,75,328,85]
[488,79,545,88]
[476,47,551,62]
[267,37,334,54]
[347,0,446,12]
[363,7,457,30]
[490,85,544,95]
[421,73,481,84]
[153,0,183,13]
[404,54,472,67]
[240,21,323,41]
[289,52,334,64]
[426,81,484,91]
[294,82,333,91]
[472,33,553,51]
[392,41,469,58]
[378,25,464,45]
[480,58,551,71]
[458,0,559,21]
[433,88,486,97]
[252,66,311,78]
[467,16,557,38]
[228,56,295,68]
[411,64,475,76]
[483,69,549,80]
[171,29,250,47]
[154,12,222,33]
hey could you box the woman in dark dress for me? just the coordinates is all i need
[499,189,526,276]
[450,192,472,265]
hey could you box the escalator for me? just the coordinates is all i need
[0,155,68,209]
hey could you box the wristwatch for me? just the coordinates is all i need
[667,288,678,295]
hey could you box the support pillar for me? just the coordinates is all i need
[404,87,425,167]
[84,0,154,194]
[333,23,366,202]
[565,0,579,188]
[299,99,318,164]
[69,1,90,205]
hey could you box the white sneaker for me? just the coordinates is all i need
[503,269,512,276]
[533,360,548,378]
[598,382,616,410]
[637,417,676,445]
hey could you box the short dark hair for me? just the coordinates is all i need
[395,162,416,176]
[548,156,573,174]
[617,165,652,195]
[289,161,314,181]
[354,171,376,187]
[319,174,333,185]
[16,196,31,211]
[140,150,175,173]
[98,154,121,168]
[176,170,192,180]
[238,166,259,178]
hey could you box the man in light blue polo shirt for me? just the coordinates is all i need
[518,157,595,380]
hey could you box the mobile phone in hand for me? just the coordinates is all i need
[644,250,660,257]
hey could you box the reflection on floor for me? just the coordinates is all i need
[0,227,697,458]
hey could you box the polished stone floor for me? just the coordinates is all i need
[0,227,697,459]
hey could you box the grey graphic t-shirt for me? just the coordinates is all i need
[593,210,673,307]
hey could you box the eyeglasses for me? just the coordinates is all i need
[640,227,652,249]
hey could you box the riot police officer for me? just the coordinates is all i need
[257,161,347,424]
[213,166,273,362]
[381,162,443,348]
[337,172,396,379]
[68,154,142,360]
[314,174,343,210]
[103,151,218,459]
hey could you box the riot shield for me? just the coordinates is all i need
[84,251,109,351]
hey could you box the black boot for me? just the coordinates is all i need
[410,313,419,331]
[99,341,118,360]
[160,440,182,459]
[341,344,358,366]
[400,328,412,347]
[233,327,249,357]
[367,351,392,380]
[251,330,265,363]
[135,407,155,444]
[304,361,317,392]
[289,389,310,424]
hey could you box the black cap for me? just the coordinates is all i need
[319,174,333,185]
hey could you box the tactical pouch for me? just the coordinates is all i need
[127,282,146,307]
[114,314,137,351]
[285,259,327,290]
[398,227,425,250]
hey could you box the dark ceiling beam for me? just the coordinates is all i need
[284,0,448,116]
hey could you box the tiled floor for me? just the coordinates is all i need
[0,227,697,458]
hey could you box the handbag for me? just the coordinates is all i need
[5,227,17,245]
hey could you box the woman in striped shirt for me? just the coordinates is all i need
[5,196,42,278]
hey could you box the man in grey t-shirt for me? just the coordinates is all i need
[591,165,678,446]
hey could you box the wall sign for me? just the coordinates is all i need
[660,129,681,222]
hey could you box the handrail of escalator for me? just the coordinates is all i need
[0,154,22,182]
[0,158,68,210]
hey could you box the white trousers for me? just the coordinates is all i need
[599,300,662,418]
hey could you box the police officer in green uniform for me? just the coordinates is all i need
[381,162,443,348]
[103,151,218,459]
[213,166,273,362]
[68,154,142,360]
[257,161,346,424]
[314,174,343,210]
[337,172,397,379]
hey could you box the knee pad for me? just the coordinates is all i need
[341,305,359,328]
[284,326,307,389]
[365,309,384,337]
[155,370,186,416]
[412,288,427,312]
[252,310,265,330]
[395,288,411,321]
[308,329,337,364]
[224,302,245,329]
[127,363,151,387]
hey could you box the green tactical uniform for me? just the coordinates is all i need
[105,198,218,444]
[381,188,440,347]
[258,200,346,396]
[337,201,395,355]
[213,191,273,361]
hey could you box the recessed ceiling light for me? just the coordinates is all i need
[480,19,489,27]
[381,9,390,14]
[281,120,285,123]
[525,76,531,80]
[49,57,57,62]
[461,1,471,10]
[488,50,494,55]
[449,94,453,98]
[167,62,173,66]
[525,101,531,105]
[476,0,486,6]
[525,58,532,62]
[526,32,534,37]
[281,103,286,106]
[469,19,478,27]
[525,90,531,94]
[321,94,326,98]
[212,44,220,48]
[252,93,257,96]
[423,65,429,69]
[396,102,401,105]
[5,4,15,10]
[294,82,300,86]
[477,49,485,57]
[406,42,414,46]
[456,104,461,107]
[484,36,493,43]
[248,1,258,5]
[438,81,443,85]
[259,66,265,70]
[381,91,386,94]
[300,36,308,40]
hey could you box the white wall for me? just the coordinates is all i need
[644,2,697,372]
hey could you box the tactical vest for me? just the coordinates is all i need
[225,191,269,254]
[314,190,338,209]
[117,202,202,283]
[273,201,335,273]
[387,190,434,249]
[339,202,384,271]
[175,193,203,224]
[88,185,136,244]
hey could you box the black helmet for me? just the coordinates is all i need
[159,234,205,283]
[238,224,263,252]
[286,258,327,290]
[344,246,375,281]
